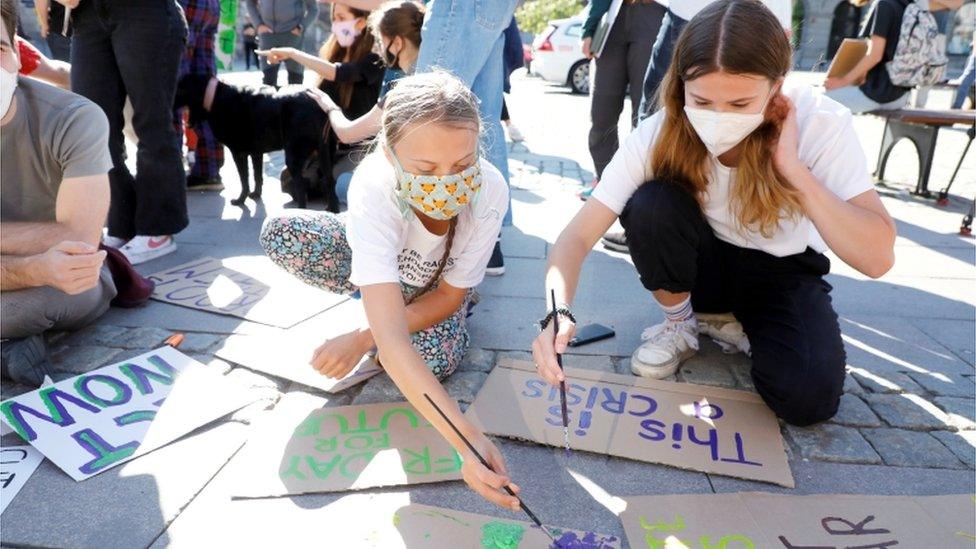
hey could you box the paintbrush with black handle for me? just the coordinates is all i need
[550,290,570,452]
[422,393,561,546]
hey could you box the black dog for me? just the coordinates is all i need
[175,74,340,211]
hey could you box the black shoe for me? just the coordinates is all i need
[186,175,224,191]
[485,241,505,276]
[0,335,58,387]
[601,230,629,253]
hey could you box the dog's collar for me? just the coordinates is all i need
[203,77,218,112]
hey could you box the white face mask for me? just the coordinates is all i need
[683,91,773,157]
[0,66,16,119]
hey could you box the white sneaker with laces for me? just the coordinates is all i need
[120,235,176,265]
[102,235,129,249]
[697,312,751,355]
[630,318,699,379]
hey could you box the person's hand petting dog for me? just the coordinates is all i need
[256,47,297,65]
[305,87,340,114]
[310,329,373,379]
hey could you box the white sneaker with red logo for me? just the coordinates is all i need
[119,235,176,265]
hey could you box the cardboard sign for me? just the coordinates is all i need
[466,359,793,487]
[229,394,464,497]
[147,256,347,328]
[827,38,869,78]
[393,503,621,548]
[0,347,259,481]
[0,445,43,514]
[215,333,381,393]
[620,492,976,548]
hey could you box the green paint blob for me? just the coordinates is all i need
[481,521,525,549]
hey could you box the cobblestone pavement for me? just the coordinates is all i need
[1,70,973,547]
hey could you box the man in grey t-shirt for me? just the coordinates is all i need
[0,3,117,386]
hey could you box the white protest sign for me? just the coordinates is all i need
[147,256,348,328]
[0,347,259,481]
[0,445,43,514]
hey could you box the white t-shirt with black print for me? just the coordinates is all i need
[347,152,509,289]
[592,82,873,258]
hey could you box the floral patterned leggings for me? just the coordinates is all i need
[259,210,471,380]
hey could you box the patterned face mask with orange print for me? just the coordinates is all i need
[387,147,483,221]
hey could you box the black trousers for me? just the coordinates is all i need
[619,181,847,426]
[589,1,663,179]
[71,0,189,238]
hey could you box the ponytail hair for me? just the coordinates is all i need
[368,0,425,51]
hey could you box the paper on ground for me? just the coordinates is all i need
[215,333,381,393]
[392,503,620,548]
[0,445,43,514]
[228,394,463,497]
[620,492,975,548]
[147,256,347,328]
[466,358,794,487]
[0,347,260,480]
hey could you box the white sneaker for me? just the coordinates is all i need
[102,235,129,248]
[506,123,524,142]
[631,318,699,379]
[697,312,751,355]
[119,235,176,265]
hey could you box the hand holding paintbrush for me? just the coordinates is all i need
[550,289,570,452]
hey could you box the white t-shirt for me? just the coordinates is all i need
[658,0,792,30]
[591,82,873,258]
[347,153,508,289]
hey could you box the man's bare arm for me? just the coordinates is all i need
[0,173,109,255]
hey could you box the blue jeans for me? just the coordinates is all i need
[952,51,975,109]
[639,8,686,120]
[416,0,518,226]
[824,86,908,114]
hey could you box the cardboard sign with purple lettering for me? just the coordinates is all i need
[0,347,259,481]
[228,393,464,497]
[392,503,621,548]
[215,334,381,394]
[620,492,975,548]
[1,445,43,514]
[147,256,347,328]
[466,359,793,487]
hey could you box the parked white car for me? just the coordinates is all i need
[530,15,589,94]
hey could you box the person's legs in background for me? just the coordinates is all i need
[951,51,975,109]
[824,85,885,114]
[638,8,686,121]
[258,31,279,85]
[283,32,304,84]
[501,96,523,141]
[588,21,629,181]
[181,0,224,190]
[415,0,519,274]
[70,1,135,244]
[624,1,662,128]
[46,32,70,62]
[259,30,303,86]
[111,2,189,264]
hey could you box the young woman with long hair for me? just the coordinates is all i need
[260,71,515,508]
[532,0,896,426]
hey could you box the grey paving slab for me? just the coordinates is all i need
[913,318,976,366]
[48,345,123,374]
[458,347,495,373]
[864,393,953,431]
[677,343,739,389]
[177,332,226,354]
[442,371,489,404]
[931,430,976,468]
[861,428,966,469]
[710,459,975,495]
[829,274,974,321]
[0,419,249,549]
[784,424,882,464]
[839,315,973,376]
[352,372,405,405]
[466,295,546,352]
[98,300,260,334]
[907,372,976,397]
[848,369,925,394]
[475,256,546,299]
[829,394,882,428]
[842,372,866,395]
[933,396,976,430]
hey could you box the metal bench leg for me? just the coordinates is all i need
[873,119,940,197]
[961,197,975,237]
[937,126,975,205]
